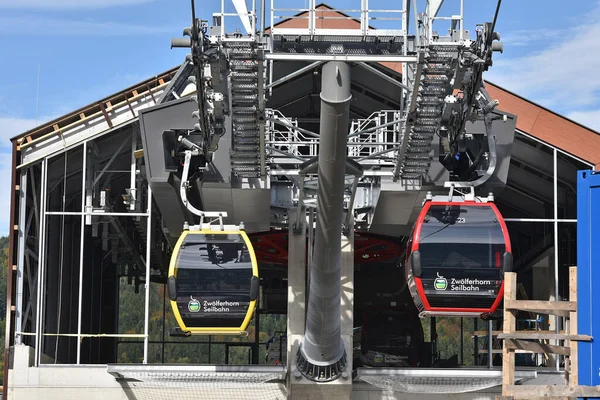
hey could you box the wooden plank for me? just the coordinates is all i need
[505,384,600,397]
[505,338,570,356]
[471,329,568,336]
[158,78,165,85]
[133,149,145,159]
[52,124,61,132]
[498,332,591,341]
[479,348,534,354]
[132,89,138,96]
[79,112,86,120]
[474,330,503,336]
[569,266,578,386]
[476,349,503,354]
[504,300,576,317]
[502,272,516,396]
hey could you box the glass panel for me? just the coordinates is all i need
[46,146,84,212]
[559,223,576,300]
[117,342,144,363]
[558,152,587,220]
[227,345,253,365]
[419,204,506,264]
[40,215,81,364]
[360,307,422,366]
[363,309,420,349]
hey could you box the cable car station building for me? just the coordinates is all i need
[4,2,600,399]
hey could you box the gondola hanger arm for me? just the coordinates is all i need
[180,150,228,226]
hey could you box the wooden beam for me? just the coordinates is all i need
[124,94,136,118]
[498,332,591,341]
[98,102,113,129]
[505,384,600,398]
[569,266,578,385]
[502,272,516,396]
[474,330,503,336]
[146,83,157,103]
[505,338,570,356]
[504,300,576,318]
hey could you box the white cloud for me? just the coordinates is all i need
[500,28,570,47]
[0,16,175,36]
[567,110,600,133]
[0,0,153,9]
[485,3,600,113]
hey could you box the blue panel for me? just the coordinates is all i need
[578,170,600,397]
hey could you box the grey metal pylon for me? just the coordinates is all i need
[297,61,351,382]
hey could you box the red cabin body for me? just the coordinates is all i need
[405,199,512,317]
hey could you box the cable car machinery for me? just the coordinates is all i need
[162,0,509,381]
[166,38,260,335]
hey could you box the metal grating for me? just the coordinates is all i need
[107,365,287,400]
[355,368,537,394]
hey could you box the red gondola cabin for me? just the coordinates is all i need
[405,197,512,317]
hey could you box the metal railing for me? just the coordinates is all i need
[270,0,407,37]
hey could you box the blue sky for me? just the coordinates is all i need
[1,0,599,235]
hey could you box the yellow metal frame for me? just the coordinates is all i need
[168,229,259,335]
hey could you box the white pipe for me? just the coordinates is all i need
[232,0,252,34]
[143,184,153,364]
[34,158,47,366]
[553,148,560,371]
[76,142,87,364]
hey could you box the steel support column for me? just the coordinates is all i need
[14,169,28,343]
[34,158,48,366]
[297,62,351,382]
[143,184,153,363]
[76,142,87,364]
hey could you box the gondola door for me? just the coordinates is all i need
[167,229,260,335]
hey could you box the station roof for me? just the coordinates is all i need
[10,3,600,168]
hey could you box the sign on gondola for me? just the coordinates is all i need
[167,229,259,335]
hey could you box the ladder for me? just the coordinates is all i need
[398,44,459,179]
[226,41,263,178]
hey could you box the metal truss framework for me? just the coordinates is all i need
[173,0,504,188]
